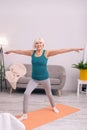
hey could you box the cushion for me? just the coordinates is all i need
[17,77,31,84]
[50,78,60,85]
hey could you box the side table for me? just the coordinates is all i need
[77,79,87,96]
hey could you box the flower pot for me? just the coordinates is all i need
[80,69,87,80]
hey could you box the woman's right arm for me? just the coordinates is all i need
[5,50,33,56]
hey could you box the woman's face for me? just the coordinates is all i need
[35,42,44,50]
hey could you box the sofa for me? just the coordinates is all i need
[14,64,66,96]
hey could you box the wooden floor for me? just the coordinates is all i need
[0,88,87,130]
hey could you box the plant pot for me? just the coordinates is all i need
[80,69,87,80]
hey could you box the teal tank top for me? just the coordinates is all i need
[31,50,49,80]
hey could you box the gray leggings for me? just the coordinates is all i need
[23,78,55,113]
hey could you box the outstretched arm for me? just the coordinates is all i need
[46,48,84,57]
[5,50,33,56]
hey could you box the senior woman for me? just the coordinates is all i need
[5,38,83,120]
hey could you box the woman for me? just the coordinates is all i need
[5,38,83,120]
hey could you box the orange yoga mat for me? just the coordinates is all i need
[17,104,80,130]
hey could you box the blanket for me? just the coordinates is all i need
[0,113,25,130]
[5,63,26,89]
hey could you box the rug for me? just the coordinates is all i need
[17,104,80,130]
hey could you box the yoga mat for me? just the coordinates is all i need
[17,104,80,130]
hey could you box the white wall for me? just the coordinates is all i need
[0,0,87,91]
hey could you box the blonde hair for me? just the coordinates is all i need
[33,38,45,48]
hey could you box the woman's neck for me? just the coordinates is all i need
[35,49,43,56]
[36,49,43,53]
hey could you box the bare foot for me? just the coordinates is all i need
[18,114,27,121]
[53,107,59,113]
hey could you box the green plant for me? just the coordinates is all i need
[72,61,87,69]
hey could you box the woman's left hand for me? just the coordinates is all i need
[74,48,84,52]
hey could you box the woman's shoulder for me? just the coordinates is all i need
[44,50,49,58]
[31,50,36,55]
[25,50,35,56]
[44,50,53,58]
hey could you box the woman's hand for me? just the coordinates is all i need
[5,50,12,54]
[73,48,84,52]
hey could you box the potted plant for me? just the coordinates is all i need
[72,60,87,80]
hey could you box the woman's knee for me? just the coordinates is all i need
[46,91,53,97]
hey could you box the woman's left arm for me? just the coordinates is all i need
[46,48,84,57]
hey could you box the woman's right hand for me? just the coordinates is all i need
[5,50,12,54]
